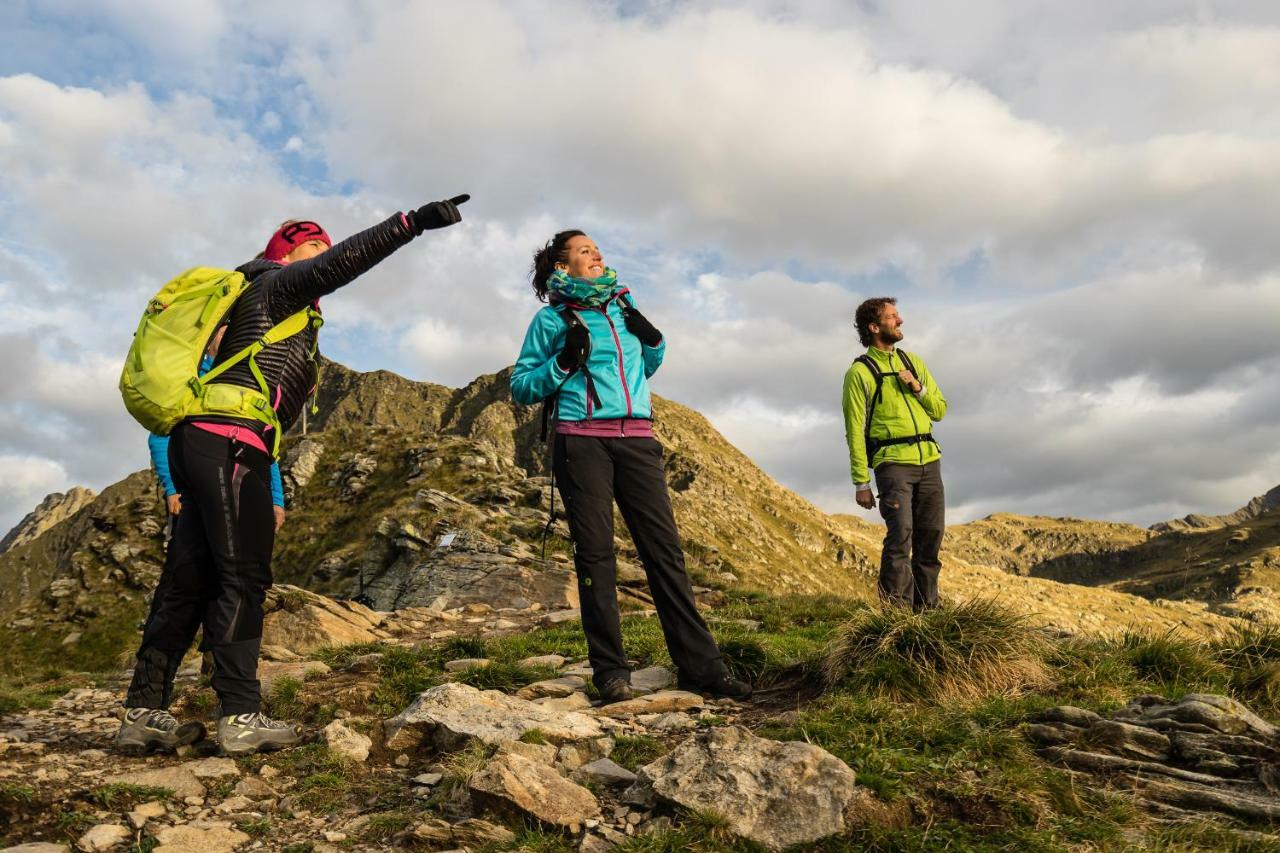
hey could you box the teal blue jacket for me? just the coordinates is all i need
[510,291,665,421]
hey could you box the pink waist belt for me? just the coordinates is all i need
[189,421,270,454]
[556,418,654,438]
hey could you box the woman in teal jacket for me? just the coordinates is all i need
[511,230,750,704]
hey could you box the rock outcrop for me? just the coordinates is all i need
[0,487,95,555]
[1028,693,1280,821]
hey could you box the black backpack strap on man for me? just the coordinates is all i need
[854,350,937,469]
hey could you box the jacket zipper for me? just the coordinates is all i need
[601,303,633,422]
[891,351,926,464]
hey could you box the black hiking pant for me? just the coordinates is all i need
[553,434,726,689]
[874,460,945,611]
[126,424,275,715]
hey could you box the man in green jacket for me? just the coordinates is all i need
[842,297,948,610]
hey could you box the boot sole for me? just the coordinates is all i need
[116,722,207,756]
[219,740,299,757]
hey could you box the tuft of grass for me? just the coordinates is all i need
[263,676,306,720]
[0,781,37,804]
[90,783,174,810]
[610,734,666,772]
[822,598,1052,704]
[614,808,763,852]
[437,635,488,661]
[370,646,448,717]
[1118,629,1222,689]
[361,810,414,842]
[519,728,550,745]
[453,661,559,692]
[1214,624,1280,713]
[719,638,770,685]
[312,641,387,669]
[437,740,492,787]
[236,816,272,837]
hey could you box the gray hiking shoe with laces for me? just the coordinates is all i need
[216,712,301,756]
[115,707,206,756]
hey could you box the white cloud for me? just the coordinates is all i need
[2,2,1280,537]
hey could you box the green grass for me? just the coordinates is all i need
[610,734,666,772]
[0,673,95,715]
[0,781,36,803]
[360,811,414,842]
[236,816,273,838]
[90,783,174,810]
[453,661,560,691]
[263,676,306,720]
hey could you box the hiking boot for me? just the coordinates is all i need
[216,712,301,756]
[678,673,753,701]
[115,708,205,756]
[597,677,635,705]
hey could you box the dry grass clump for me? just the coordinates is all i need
[821,598,1054,704]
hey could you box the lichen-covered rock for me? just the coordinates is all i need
[638,726,864,851]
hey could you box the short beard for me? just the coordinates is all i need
[873,327,903,347]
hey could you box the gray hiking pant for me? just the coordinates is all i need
[874,460,945,610]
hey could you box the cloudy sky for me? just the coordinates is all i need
[2,0,1278,534]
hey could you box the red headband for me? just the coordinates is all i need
[263,220,331,262]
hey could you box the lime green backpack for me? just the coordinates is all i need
[119,266,323,458]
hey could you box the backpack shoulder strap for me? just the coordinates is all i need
[897,349,918,379]
[853,355,882,390]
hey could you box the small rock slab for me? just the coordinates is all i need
[542,608,581,625]
[596,690,704,716]
[444,658,491,672]
[127,800,167,828]
[233,776,277,800]
[470,752,601,829]
[153,822,250,853]
[517,675,586,700]
[77,825,130,852]
[384,682,604,750]
[2,844,70,853]
[630,666,674,694]
[638,726,863,851]
[573,758,638,788]
[535,693,593,712]
[106,766,205,799]
[519,654,567,669]
[185,757,240,779]
[413,818,516,847]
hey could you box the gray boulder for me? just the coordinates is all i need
[638,725,865,851]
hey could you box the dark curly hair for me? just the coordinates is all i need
[855,297,897,347]
[530,229,587,301]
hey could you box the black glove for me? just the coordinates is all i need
[556,323,590,371]
[408,193,470,234]
[623,307,662,347]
